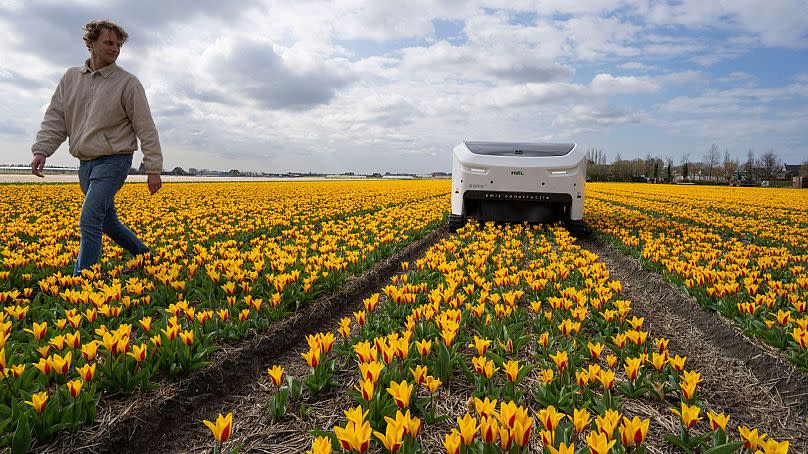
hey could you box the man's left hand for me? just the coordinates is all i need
[147,173,162,195]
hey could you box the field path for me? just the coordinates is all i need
[579,236,808,450]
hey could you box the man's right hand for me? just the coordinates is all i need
[31,154,46,177]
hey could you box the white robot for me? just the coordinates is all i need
[449,141,587,232]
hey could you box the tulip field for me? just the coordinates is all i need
[586,183,808,369]
[0,180,805,454]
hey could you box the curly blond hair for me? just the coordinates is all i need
[83,19,129,50]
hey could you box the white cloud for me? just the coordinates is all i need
[647,0,808,47]
[476,82,585,108]
[619,62,653,70]
[590,73,658,95]
[657,71,704,85]
[717,71,756,85]
[553,105,642,132]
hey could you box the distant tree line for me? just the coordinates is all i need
[585,145,808,183]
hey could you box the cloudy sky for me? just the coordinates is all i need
[1,0,806,173]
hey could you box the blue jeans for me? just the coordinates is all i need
[74,154,148,275]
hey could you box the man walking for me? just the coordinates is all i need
[30,19,163,276]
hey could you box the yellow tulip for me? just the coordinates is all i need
[358,360,384,383]
[624,357,642,381]
[77,363,96,382]
[386,380,413,408]
[739,426,767,451]
[597,369,615,389]
[596,409,621,439]
[11,363,25,379]
[587,431,617,454]
[302,346,322,367]
[511,415,533,447]
[202,412,233,443]
[33,357,52,376]
[549,350,568,371]
[373,419,405,452]
[619,416,649,447]
[25,391,48,414]
[473,396,498,418]
[457,413,478,445]
[669,355,686,371]
[708,411,730,432]
[469,336,491,355]
[479,416,499,444]
[754,438,789,454]
[536,405,565,431]
[127,343,148,362]
[415,338,432,356]
[51,351,72,375]
[353,341,377,363]
[502,360,521,382]
[355,379,375,401]
[409,364,428,385]
[671,402,702,429]
[547,442,575,454]
[424,375,442,394]
[267,365,284,387]
[306,436,332,454]
[334,420,371,453]
[179,330,194,346]
[570,408,591,433]
[651,352,667,371]
[443,429,461,454]
[24,321,47,340]
[66,379,83,398]
[540,368,555,384]
[587,341,604,359]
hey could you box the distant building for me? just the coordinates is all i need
[0,166,78,175]
[779,164,802,179]
[170,167,186,176]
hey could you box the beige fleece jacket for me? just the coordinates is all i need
[32,60,163,173]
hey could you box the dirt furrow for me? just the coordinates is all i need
[579,236,808,451]
[39,227,448,454]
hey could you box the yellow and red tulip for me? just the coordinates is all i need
[708,411,730,432]
[267,365,284,387]
[619,416,649,447]
[306,436,332,454]
[66,379,83,398]
[386,380,413,408]
[25,391,48,414]
[672,402,702,429]
[202,412,233,443]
